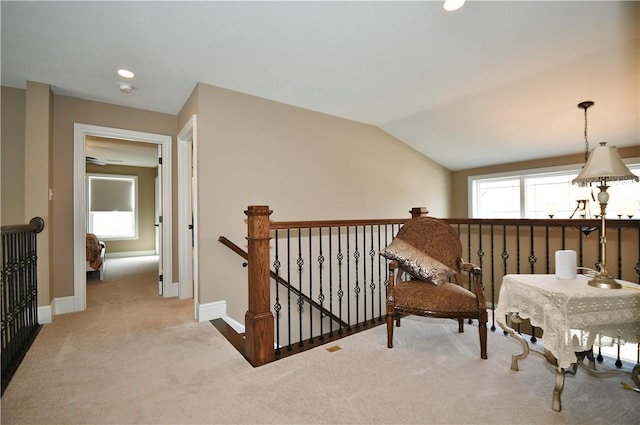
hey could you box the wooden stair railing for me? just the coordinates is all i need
[218,236,349,328]
[239,206,429,366]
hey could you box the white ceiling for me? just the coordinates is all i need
[2,1,639,170]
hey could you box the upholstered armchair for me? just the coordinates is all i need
[381,216,488,359]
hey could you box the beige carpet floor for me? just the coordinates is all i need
[1,256,639,424]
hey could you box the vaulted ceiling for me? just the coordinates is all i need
[2,1,638,170]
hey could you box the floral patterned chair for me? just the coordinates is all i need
[381,216,488,359]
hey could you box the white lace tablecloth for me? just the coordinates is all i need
[495,274,640,369]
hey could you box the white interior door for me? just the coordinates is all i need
[178,115,198,317]
[156,146,163,295]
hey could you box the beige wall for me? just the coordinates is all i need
[4,80,637,320]
[86,164,157,253]
[451,145,640,218]
[1,87,26,225]
[181,83,451,321]
[51,95,177,298]
[24,82,53,306]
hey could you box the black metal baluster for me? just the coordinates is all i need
[528,225,537,344]
[383,225,390,307]
[490,224,496,331]
[514,227,524,347]
[473,223,484,324]
[502,225,510,335]
[617,226,622,279]
[369,225,376,325]
[286,229,292,351]
[27,230,36,339]
[354,226,361,329]
[346,227,352,332]
[317,227,325,341]
[516,225,521,274]
[377,225,383,322]
[361,226,367,326]
[614,344,623,368]
[337,227,345,335]
[545,225,550,274]
[297,229,304,348]
[308,228,314,344]
[328,227,334,337]
[273,230,281,355]
[578,227,585,270]
[467,224,472,292]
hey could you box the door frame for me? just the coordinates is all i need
[177,115,199,319]
[73,123,173,312]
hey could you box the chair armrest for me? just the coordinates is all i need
[458,258,487,309]
[459,260,481,277]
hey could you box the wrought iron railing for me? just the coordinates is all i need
[223,206,640,368]
[1,217,44,395]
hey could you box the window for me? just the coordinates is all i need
[470,163,640,219]
[87,174,138,239]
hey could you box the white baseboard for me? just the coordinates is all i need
[196,300,245,333]
[38,304,52,324]
[223,315,245,333]
[38,296,77,323]
[106,250,157,259]
[54,296,76,315]
[164,282,179,298]
[197,300,226,322]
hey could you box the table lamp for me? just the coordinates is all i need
[572,142,639,288]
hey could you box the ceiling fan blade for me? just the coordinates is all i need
[85,156,106,166]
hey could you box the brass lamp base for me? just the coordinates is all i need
[587,274,622,289]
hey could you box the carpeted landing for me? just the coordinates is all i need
[1,257,638,424]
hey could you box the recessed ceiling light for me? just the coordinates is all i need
[443,0,465,11]
[117,69,135,79]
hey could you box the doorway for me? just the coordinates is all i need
[73,124,173,312]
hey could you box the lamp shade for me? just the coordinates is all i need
[572,142,639,187]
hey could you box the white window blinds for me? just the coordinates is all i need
[89,176,134,212]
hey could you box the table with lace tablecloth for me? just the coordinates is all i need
[495,274,640,412]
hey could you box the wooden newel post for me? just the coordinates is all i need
[410,207,429,218]
[244,205,275,366]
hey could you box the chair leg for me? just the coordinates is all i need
[386,312,395,348]
[479,321,488,359]
[458,318,464,333]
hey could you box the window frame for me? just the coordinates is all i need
[86,173,139,240]
[468,159,640,219]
